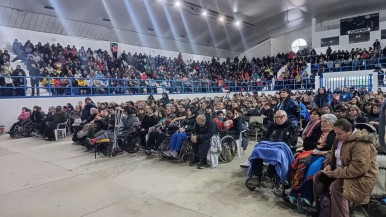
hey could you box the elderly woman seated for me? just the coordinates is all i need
[313,118,378,217]
[286,114,337,211]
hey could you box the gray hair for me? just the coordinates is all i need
[321,114,338,125]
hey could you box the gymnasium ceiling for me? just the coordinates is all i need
[0,0,385,56]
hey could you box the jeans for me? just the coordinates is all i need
[169,132,187,152]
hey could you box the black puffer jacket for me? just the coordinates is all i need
[262,120,297,147]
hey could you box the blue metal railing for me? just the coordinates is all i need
[322,75,374,91]
[0,76,315,98]
[310,57,386,73]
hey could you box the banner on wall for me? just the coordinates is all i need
[110,42,118,59]
[382,30,386,40]
[349,32,370,44]
[321,36,339,47]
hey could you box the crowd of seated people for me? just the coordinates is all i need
[0,38,316,96]
[5,87,386,215]
[307,40,386,74]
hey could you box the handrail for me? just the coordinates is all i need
[310,57,386,73]
[0,75,316,98]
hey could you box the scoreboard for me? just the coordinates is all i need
[340,13,379,35]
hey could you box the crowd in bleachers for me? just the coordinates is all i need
[0,38,385,97]
[0,38,316,96]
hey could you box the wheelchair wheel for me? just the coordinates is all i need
[179,140,193,163]
[10,126,21,139]
[123,132,141,153]
[159,137,171,158]
[23,123,37,137]
[245,178,258,191]
[219,136,237,163]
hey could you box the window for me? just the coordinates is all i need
[291,38,307,53]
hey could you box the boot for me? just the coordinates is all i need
[189,156,199,166]
[197,158,207,169]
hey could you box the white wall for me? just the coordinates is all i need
[239,39,272,59]
[312,10,386,53]
[0,26,226,63]
[271,26,312,55]
[239,26,312,59]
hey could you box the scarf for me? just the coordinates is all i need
[302,120,321,140]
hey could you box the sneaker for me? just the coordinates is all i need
[300,198,312,207]
[240,161,250,168]
[170,150,178,158]
[189,157,199,166]
[163,150,171,157]
[197,159,207,169]
[286,196,297,205]
[85,138,96,147]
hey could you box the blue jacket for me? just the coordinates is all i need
[299,103,310,122]
[81,103,97,121]
[274,98,299,122]
[340,92,352,102]
[248,141,295,183]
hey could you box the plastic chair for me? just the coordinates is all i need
[235,130,246,158]
[55,120,68,141]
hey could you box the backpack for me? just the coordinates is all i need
[207,134,222,168]
[291,150,313,191]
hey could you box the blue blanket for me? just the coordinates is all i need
[248,141,295,183]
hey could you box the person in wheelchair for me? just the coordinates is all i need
[139,106,158,148]
[248,110,297,186]
[28,106,44,135]
[224,108,243,139]
[163,107,197,158]
[7,107,31,135]
[189,114,217,169]
[86,107,140,147]
[145,108,169,153]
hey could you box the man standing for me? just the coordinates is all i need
[29,63,40,96]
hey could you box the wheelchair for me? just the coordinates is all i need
[244,141,294,197]
[10,120,39,139]
[159,125,194,163]
[93,129,142,158]
[219,129,247,163]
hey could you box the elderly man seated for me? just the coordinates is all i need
[246,110,297,187]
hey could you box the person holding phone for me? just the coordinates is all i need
[313,118,378,217]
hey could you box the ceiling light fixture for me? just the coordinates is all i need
[175,1,181,7]
[43,5,55,10]
[235,21,241,26]
[202,10,207,16]
[218,16,225,22]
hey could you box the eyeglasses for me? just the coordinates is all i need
[274,115,286,119]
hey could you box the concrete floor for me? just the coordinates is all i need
[0,135,305,217]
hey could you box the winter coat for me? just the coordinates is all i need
[340,92,352,102]
[314,93,332,108]
[193,119,216,144]
[262,120,298,148]
[274,98,299,122]
[326,130,379,204]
